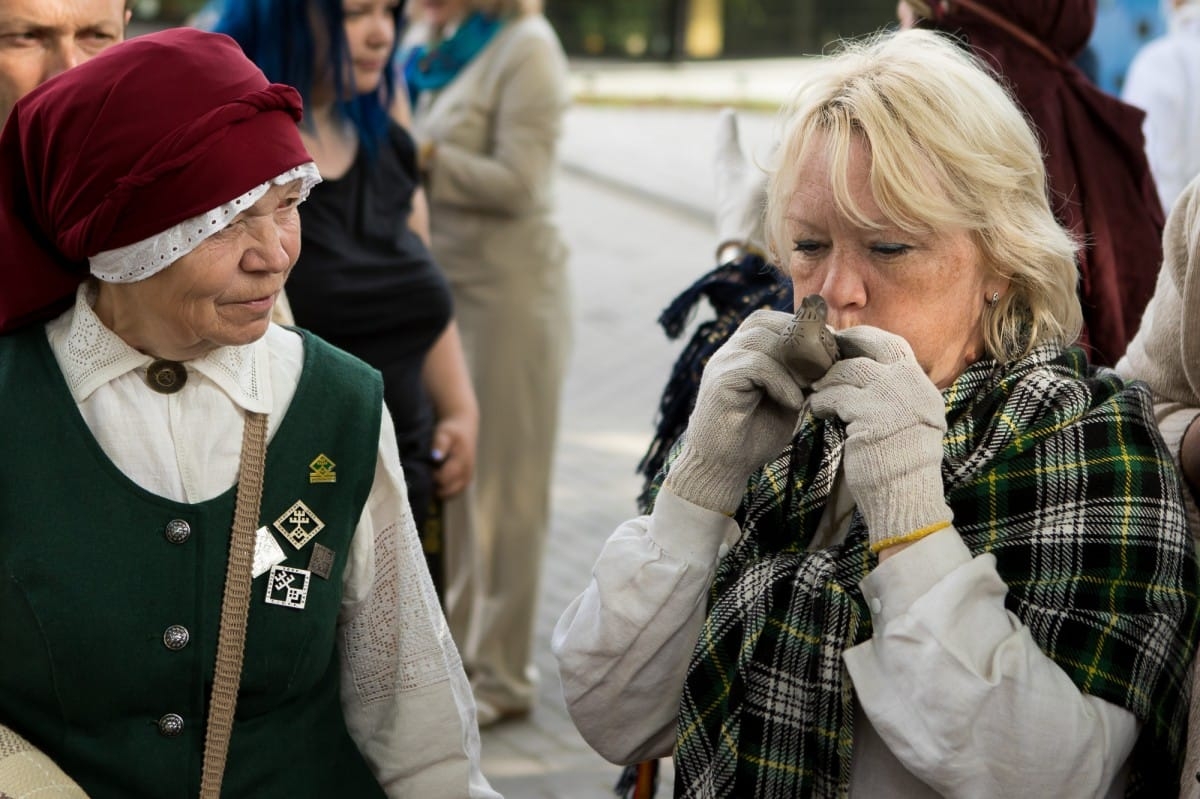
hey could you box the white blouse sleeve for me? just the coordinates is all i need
[551,488,741,765]
[338,410,501,799]
[843,528,1139,798]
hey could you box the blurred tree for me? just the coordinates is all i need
[546,0,895,60]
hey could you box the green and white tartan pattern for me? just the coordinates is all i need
[658,346,1200,798]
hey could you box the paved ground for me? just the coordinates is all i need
[475,164,709,799]
[475,61,807,798]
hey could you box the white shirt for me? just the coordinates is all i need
[1122,5,1200,213]
[552,486,1139,797]
[45,286,500,799]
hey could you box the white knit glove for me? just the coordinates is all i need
[713,108,767,260]
[808,326,953,552]
[665,310,810,514]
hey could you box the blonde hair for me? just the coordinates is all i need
[765,28,1081,362]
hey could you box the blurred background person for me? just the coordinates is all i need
[0,28,497,797]
[0,0,132,337]
[1121,0,1200,214]
[0,0,130,126]
[401,0,570,727]
[212,0,479,597]
[1118,174,1200,797]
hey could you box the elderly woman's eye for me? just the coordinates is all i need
[792,240,823,255]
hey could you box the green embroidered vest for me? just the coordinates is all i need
[0,327,387,798]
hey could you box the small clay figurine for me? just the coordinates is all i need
[779,294,840,381]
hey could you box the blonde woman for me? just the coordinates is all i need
[555,29,1199,797]
[403,0,570,727]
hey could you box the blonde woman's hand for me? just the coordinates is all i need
[664,309,810,514]
[808,326,953,553]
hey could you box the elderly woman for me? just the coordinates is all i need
[0,28,497,799]
[554,29,1199,798]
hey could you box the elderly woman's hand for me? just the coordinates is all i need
[665,309,810,514]
[809,326,953,553]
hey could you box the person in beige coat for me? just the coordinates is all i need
[1116,173,1200,796]
[403,0,570,726]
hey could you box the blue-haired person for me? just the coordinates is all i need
[211,0,479,598]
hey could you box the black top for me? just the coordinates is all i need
[287,122,453,515]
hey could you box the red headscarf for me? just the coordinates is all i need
[922,0,1164,366]
[0,27,312,334]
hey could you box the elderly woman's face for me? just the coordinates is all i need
[784,136,1001,389]
[94,180,302,361]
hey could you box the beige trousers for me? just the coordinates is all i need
[442,247,571,710]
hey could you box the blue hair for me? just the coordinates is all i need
[208,0,404,159]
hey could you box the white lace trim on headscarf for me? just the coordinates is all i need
[88,162,321,284]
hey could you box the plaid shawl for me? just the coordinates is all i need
[658,346,1199,798]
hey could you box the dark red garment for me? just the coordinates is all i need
[923,0,1164,366]
[0,28,311,334]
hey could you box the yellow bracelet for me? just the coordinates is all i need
[869,520,951,554]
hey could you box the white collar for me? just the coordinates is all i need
[46,283,274,414]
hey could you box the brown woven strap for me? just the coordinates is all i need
[199,411,268,799]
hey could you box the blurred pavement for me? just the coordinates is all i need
[560,58,817,222]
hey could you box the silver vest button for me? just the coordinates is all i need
[164,519,191,544]
[157,713,184,737]
[162,625,190,651]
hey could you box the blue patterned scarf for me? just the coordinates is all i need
[403,12,504,106]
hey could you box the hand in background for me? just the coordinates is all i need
[713,107,768,259]
[431,413,476,499]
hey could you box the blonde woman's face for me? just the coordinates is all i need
[415,0,470,29]
[783,136,1005,389]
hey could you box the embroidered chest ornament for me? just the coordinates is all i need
[264,564,311,610]
[273,500,325,549]
[309,453,336,483]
